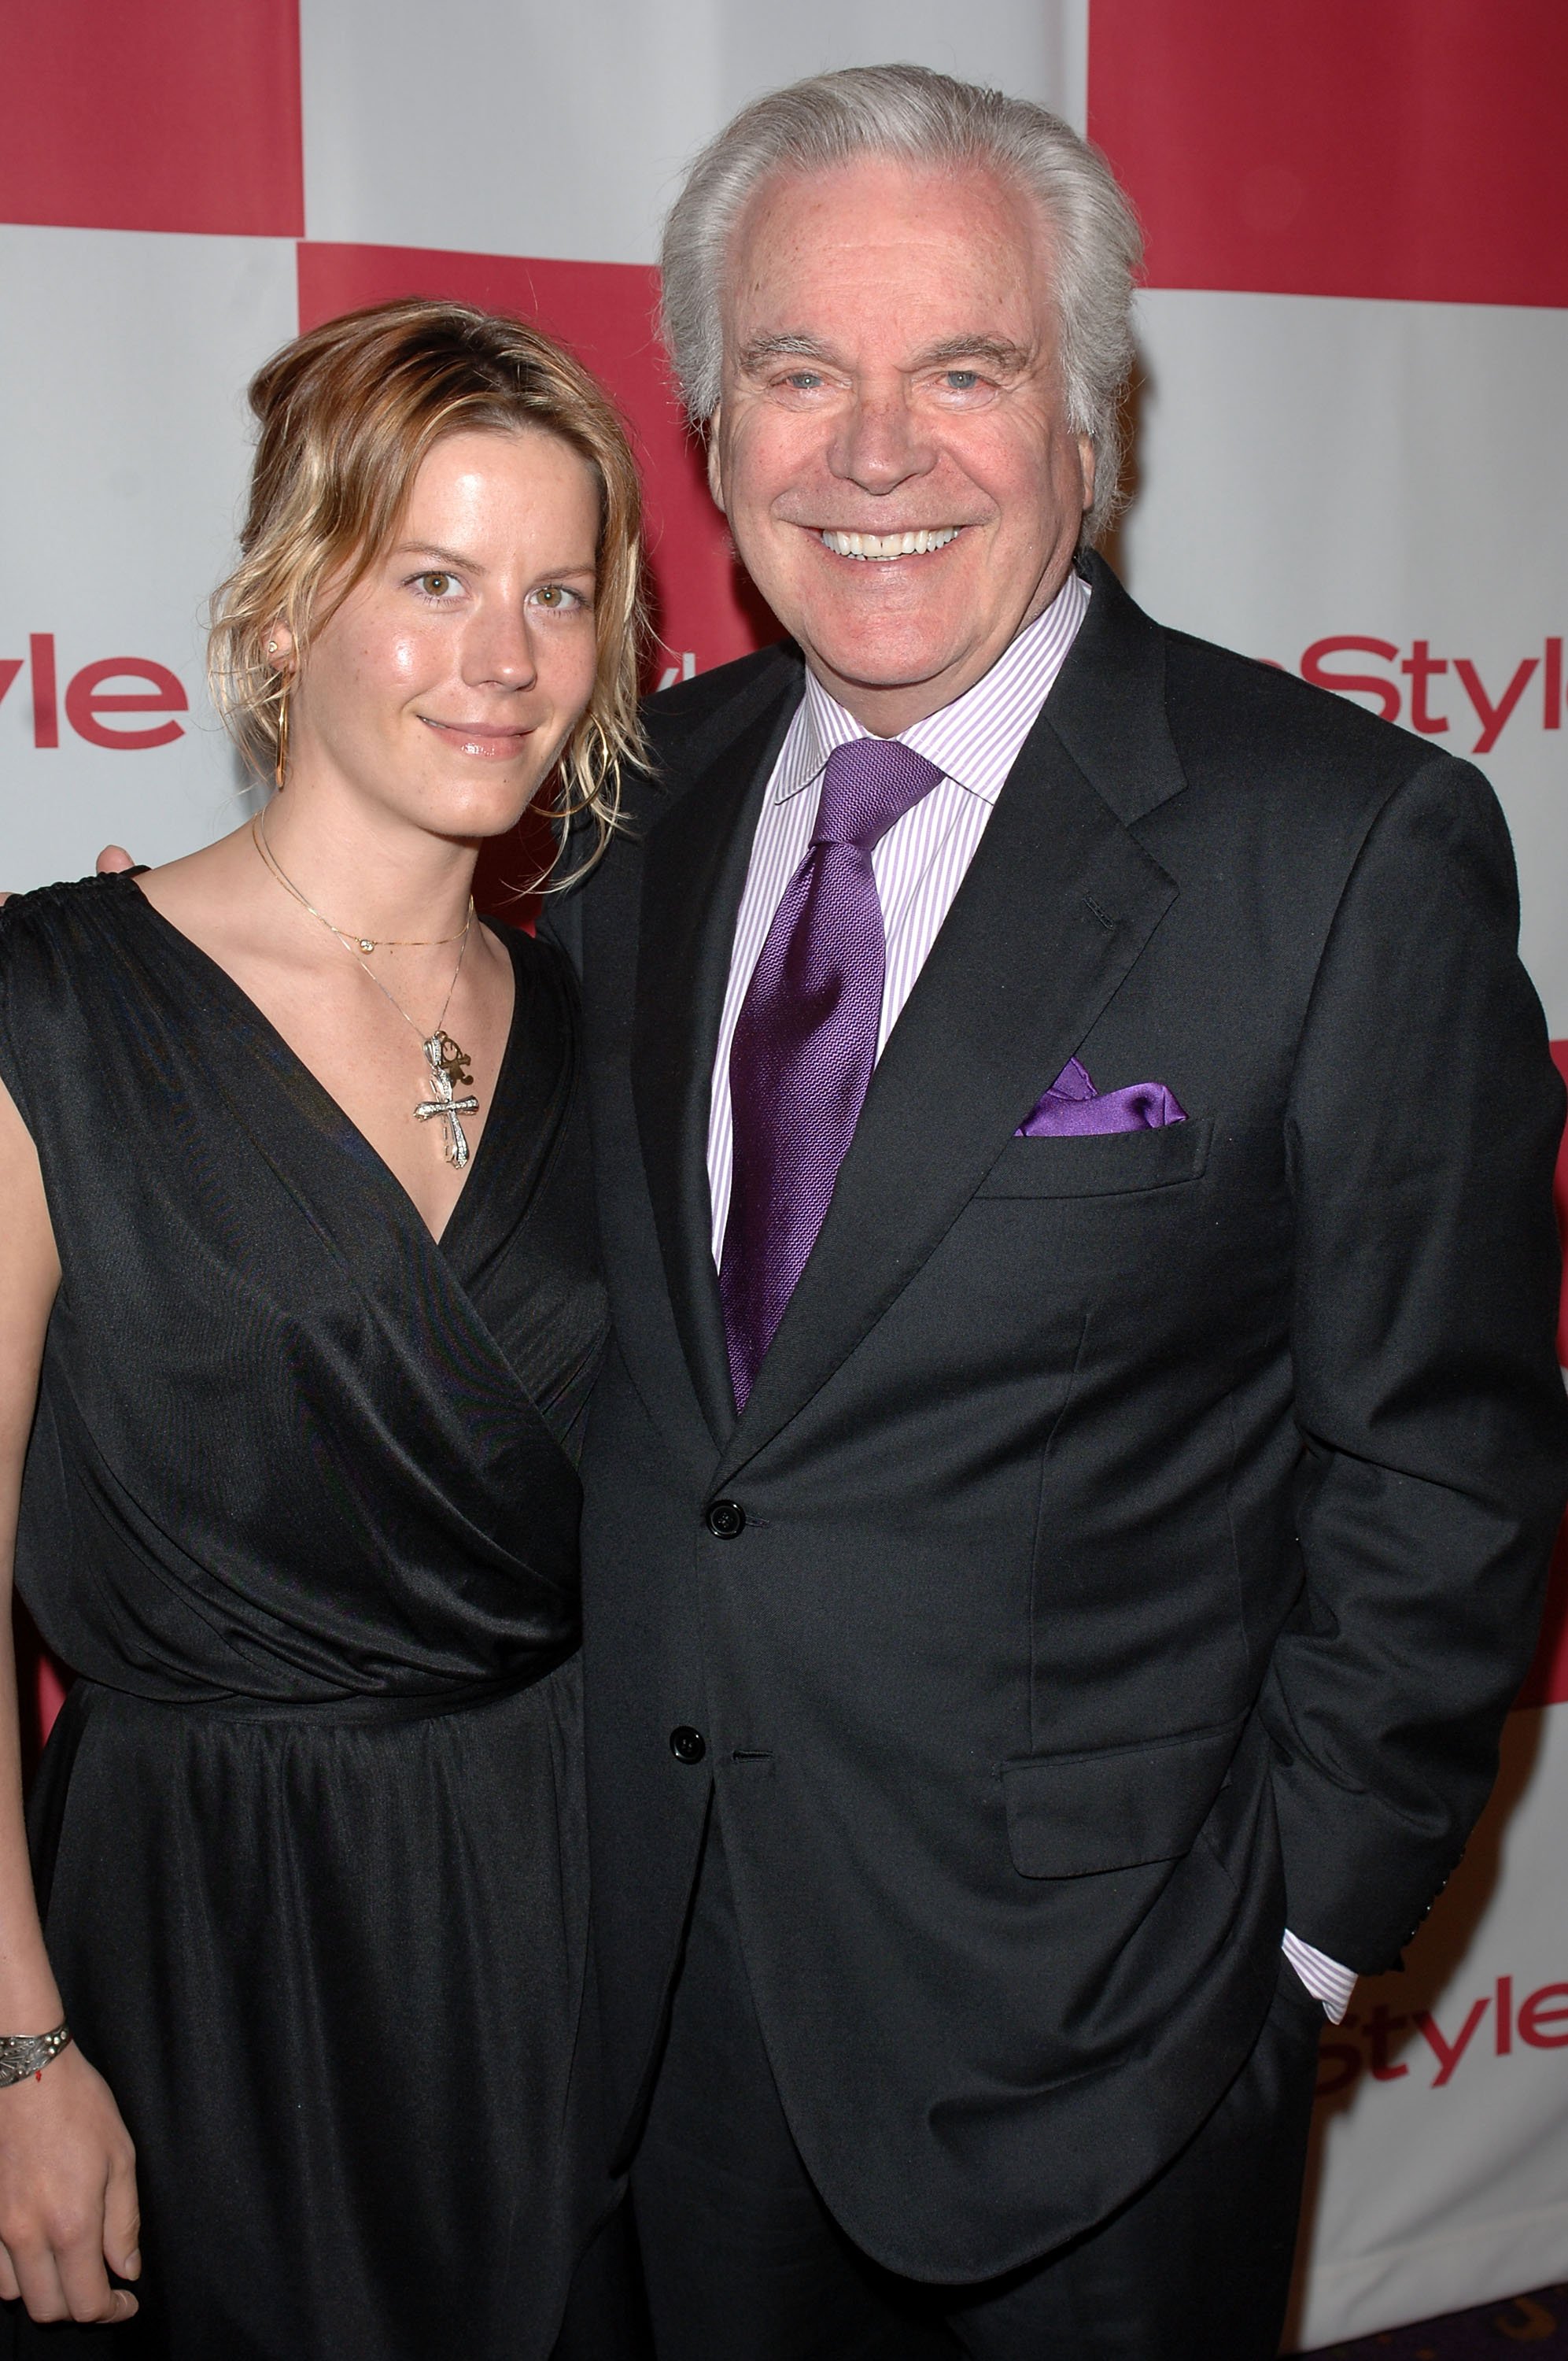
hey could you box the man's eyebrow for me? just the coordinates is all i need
[913,335,1035,374]
[736,333,837,375]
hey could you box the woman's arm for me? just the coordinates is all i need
[0,1077,140,2326]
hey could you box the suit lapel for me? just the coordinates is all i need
[632,669,803,1443]
[716,562,1186,1477]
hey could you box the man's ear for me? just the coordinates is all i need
[1077,435,1097,519]
[706,412,725,513]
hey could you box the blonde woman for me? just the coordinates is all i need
[0,301,644,2358]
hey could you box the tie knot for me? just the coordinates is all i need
[815,737,942,853]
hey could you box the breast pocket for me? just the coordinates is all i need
[974,1116,1213,1200]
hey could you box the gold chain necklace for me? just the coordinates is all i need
[251,815,481,1168]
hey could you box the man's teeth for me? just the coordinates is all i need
[819,527,961,560]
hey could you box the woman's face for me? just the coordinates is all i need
[282,427,602,841]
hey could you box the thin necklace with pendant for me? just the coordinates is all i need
[251,815,481,1169]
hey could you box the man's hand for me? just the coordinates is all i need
[0,848,135,911]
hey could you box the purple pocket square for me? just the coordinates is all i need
[1016,1057,1186,1138]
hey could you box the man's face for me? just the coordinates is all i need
[708,156,1094,735]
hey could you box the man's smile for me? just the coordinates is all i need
[817,527,964,561]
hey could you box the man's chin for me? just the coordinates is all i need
[800,627,979,707]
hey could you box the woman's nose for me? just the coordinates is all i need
[465,603,537,689]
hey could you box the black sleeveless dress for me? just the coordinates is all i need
[0,874,611,2360]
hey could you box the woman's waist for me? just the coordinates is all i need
[50,1642,580,1725]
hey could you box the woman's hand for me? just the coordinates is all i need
[0,2044,140,2323]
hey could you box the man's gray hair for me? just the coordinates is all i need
[659,63,1143,540]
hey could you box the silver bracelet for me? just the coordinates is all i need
[0,2023,72,2088]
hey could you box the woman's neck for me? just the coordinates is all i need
[256,786,478,945]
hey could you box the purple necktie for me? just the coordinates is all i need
[721,737,942,1410]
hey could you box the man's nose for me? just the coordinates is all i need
[464,600,538,689]
[827,387,935,494]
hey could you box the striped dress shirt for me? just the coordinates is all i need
[707,567,1090,1259]
[703,564,1355,2023]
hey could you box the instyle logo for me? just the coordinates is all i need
[1,634,187,750]
[1316,1973,1568,2100]
[1281,637,1564,755]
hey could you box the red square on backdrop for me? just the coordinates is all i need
[1088,0,1568,309]
[0,0,302,237]
[297,244,776,685]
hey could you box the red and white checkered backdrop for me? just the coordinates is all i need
[2,3,1564,2344]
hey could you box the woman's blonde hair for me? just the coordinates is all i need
[208,297,647,879]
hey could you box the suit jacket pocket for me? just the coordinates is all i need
[1002,1713,1247,1878]
[976,1117,1212,1199]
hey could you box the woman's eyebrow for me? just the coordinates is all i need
[390,539,486,571]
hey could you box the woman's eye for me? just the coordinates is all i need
[416,571,458,598]
[531,584,585,611]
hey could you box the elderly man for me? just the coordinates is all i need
[543,64,1568,2361]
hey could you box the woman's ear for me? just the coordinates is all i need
[265,624,297,674]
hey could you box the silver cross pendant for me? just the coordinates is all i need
[415,1033,480,1167]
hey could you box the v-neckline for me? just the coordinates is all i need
[121,873,525,1253]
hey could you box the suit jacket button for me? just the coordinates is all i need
[706,1499,746,1539]
[670,1726,707,1764]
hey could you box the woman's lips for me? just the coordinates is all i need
[420,717,534,759]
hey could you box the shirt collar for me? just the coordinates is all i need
[773,567,1091,807]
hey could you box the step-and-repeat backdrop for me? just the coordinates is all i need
[2,3,1562,2345]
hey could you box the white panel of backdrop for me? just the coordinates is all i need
[1121,286,1568,1031]
[298,0,1087,266]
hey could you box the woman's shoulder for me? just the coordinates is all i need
[484,913,581,1021]
[0,871,144,962]
[0,876,149,1125]
[0,874,144,935]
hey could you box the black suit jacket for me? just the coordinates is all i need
[544,555,1568,2280]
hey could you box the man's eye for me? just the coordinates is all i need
[784,371,823,390]
[945,371,981,390]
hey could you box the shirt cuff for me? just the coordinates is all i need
[1282,1929,1356,2023]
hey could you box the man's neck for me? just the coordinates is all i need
[800,556,1083,737]
[803,565,1085,738]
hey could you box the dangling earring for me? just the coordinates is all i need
[274,677,291,790]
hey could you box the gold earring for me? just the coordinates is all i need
[274,681,290,789]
